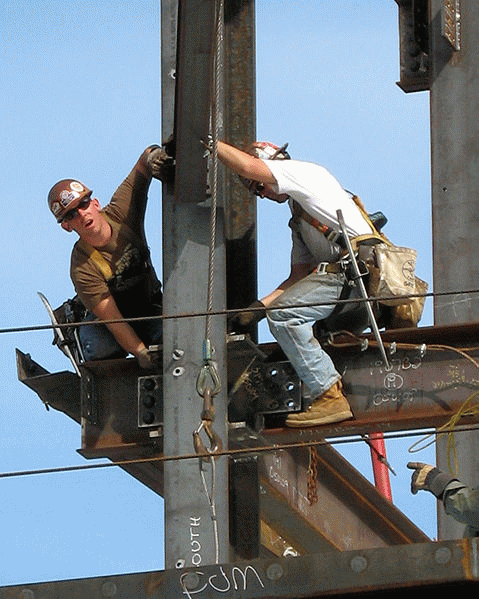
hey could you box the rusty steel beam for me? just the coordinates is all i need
[16,349,81,419]
[18,320,479,447]
[15,319,478,562]
[16,350,429,558]
[240,321,479,442]
[331,321,479,434]
[2,538,479,598]
[228,427,429,554]
[259,445,429,551]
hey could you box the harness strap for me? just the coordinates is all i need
[86,248,114,281]
[291,200,346,248]
[348,194,392,250]
[292,200,330,234]
[76,214,146,282]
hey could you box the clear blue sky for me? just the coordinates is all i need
[1,0,435,588]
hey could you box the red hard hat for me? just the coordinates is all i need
[239,141,291,195]
[48,179,92,222]
[245,141,290,161]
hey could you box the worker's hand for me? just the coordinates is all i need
[407,462,436,494]
[137,347,153,369]
[407,462,457,499]
[147,147,175,182]
[228,300,266,334]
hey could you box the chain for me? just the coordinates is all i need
[307,445,320,505]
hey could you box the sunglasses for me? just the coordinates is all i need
[61,196,92,222]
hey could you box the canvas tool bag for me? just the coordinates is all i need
[350,195,428,328]
[368,243,417,306]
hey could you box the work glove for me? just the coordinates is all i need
[407,462,457,499]
[228,300,266,334]
[137,347,153,369]
[147,146,175,182]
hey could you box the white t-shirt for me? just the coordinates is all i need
[266,159,371,265]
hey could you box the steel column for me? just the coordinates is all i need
[161,0,230,567]
[430,0,479,539]
[223,0,257,329]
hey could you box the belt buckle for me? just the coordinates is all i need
[326,230,340,244]
[317,262,329,275]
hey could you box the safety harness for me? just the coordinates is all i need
[76,214,140,283]
[76,213,162,320]
[291,194,386,252]
[291,200,347,249]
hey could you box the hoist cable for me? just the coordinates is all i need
[192,0,225,565]
[204,0,224,342]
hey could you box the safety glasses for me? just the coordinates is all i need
[61,196,92,222]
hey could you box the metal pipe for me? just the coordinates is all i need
[368,432,393,501]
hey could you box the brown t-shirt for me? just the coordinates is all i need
[70,165,160,314]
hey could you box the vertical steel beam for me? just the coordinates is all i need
[223,0,257,325]
[161,0,230,567]
[222,0,261,558]
[430,0,479,539]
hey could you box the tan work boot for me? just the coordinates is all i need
[285,380,353,428]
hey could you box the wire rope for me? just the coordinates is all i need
[2,287,479,336]
[3,423,479,481]
[193,0,225,564]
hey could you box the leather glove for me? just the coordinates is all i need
[137,347,153,369]
[147,147,175,182]
[228,300,266,333]
[407,462,456,499]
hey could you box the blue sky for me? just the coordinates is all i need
[1,0,436,588]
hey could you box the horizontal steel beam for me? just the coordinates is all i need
[258,443,429,551]
[2,538,479,598]
[244,321,479,440]
[15,349,428,558]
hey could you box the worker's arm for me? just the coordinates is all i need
[229,263,314,331]
[218,141,277,184]
[443,484,479,530]
[134,145,162,179]
[92,294,151,366]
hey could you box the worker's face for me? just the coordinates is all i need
[60,197,104,236]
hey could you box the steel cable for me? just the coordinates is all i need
[3,424,479,481]
[2,287,478,336]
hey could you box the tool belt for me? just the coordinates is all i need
[294,198,427,329]
[316,261,344,274]
[317,257,368,282]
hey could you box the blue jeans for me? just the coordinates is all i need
[267,270,355,400]
[78,312,162,361]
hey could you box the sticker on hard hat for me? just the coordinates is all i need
[51,202,62,218]
[70,181,84,192]
[59,189,80,208]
